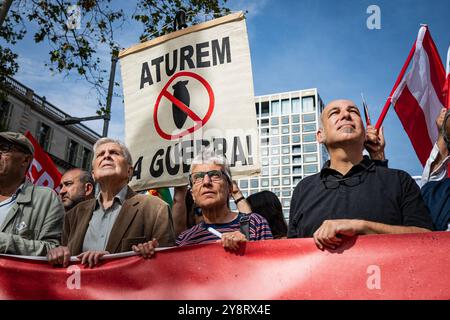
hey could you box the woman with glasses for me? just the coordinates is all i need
[176,148,272,251]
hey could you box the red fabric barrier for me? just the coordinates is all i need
[1,232,450,300]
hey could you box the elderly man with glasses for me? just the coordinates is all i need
[0,132,64,256]
[176,148,272,251]
[288,99,433,250]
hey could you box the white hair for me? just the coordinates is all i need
[92,138,133,166]
[189,147,232,183]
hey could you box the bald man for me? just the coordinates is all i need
[288,99,433,250]
[59,168,94,211]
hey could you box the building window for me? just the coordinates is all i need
[272,127,279,135]
[271,147,280,155]
[303,123,316,132]
[37,122,52,152]
[261,118,269,127]
[240,180,248,189]
[271,117,279,126]
[271,167,280,176]
[272,178,280,187]
[281,99,290,115]
[281,116,289,125]
[302,96,315,113]
[292,135,301,144]
[282,177,291,186]
[261,128,269,136]
[261,137,269,146]
[293,166,302,174]
[282,189,291,197]
[292,124,300,133]
[304,154,318,163]
[282,146,290,154]
[270,157,280,165]
[81,148,92,170]
[292,145,301,154]
[0,101,12,130]
[291,114,300,123]
[262,167,269,176]
[304,164,318,174]
[261,101,269,117]
[303,143,317,153]
[271,100,280,116]
[281,135,289,144]
[271,136,280,146]
[293,176,302,185]
[303,134,316,143]
[255,102,259,116]
[293,156,302,164]
[282,156,290,165]
[282,198,291,207]
[262,158,269,166]
[303,113,316,122]
[261,179,269,187]
[66,139,79,166]
[282,166,291,175]
[250,179,259,188]
[262,148,269,156]
[292,98,300,114]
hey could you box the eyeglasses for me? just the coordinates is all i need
[0,143,14,154]
[0,142,26,154]
[321,173,364,189]
[190,170,230,186]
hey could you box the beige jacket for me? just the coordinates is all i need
[0,180,64,256]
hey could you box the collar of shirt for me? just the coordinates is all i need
[95,184,129,210]
[0,183,24,207]
[320,155,375,180]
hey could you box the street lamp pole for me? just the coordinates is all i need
[102,51,118,137]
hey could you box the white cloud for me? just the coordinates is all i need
[228,0,270,18]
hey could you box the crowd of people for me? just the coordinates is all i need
[0,99,448,268]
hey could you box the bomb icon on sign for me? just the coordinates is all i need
[172,80,190,129]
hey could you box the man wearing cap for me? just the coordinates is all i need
[0,132,64,256]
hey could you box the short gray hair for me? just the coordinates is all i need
[189,147,232,184]
[92,138,133,166]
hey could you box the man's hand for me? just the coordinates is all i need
[365,125,385,160]
[77,250,109,268]
[47,246,71,268]
[436,107,447,131]
[313,219,365,250]
[132,239,158,259]
[219,231,247,251]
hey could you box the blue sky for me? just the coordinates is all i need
[5,0,450,176]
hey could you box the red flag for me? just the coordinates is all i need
[25,131,62,192]
[388,26,446,166]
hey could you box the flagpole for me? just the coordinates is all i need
[375,42,417,129]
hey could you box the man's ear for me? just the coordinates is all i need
[85,183,94,197]
[317,128,325,144]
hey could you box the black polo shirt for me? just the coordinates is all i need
[288,156,433,238]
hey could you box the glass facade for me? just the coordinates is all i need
[238,89,327,220]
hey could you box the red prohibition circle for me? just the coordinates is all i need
[153,71,215,140]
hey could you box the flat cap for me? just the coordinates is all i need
[0,132,35,155]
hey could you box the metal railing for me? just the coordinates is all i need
[1,76,102,141]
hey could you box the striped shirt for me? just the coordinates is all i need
[176,212,273,247]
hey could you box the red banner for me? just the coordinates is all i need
[1,232,450,300]
[25,131,62,192]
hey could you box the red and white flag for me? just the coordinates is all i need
[25,131,62,192]
[390,26,446,166]
[443,45,450,109]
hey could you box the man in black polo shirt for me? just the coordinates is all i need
[288,99,433,250]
